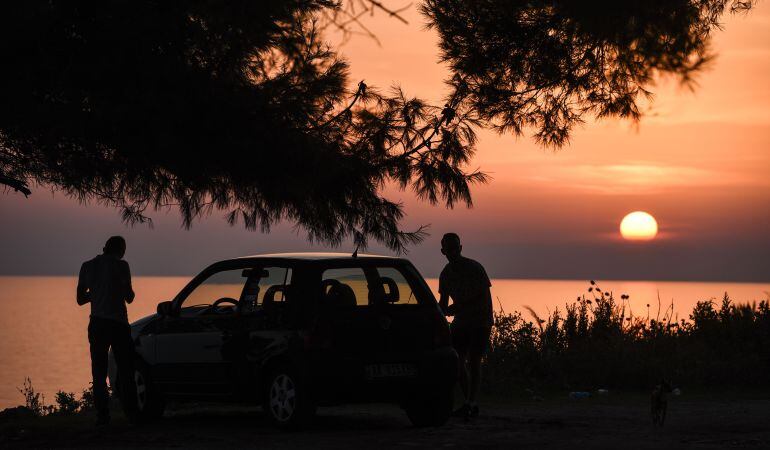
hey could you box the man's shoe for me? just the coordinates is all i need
[452,404,471,419]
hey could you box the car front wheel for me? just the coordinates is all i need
[126,361,165,422]
[263,365,314,428]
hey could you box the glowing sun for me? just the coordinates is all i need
[620,211,658,241]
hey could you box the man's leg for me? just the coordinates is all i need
[88,319,111,424]
[456,348,470,402]
[451,326,470,403]
[451,347,472,417]
[467,351,482,405]
[451,325,476,417]
[111,323,138,422]
[467,326,491,417]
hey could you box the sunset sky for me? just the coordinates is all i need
[1,3,768,281]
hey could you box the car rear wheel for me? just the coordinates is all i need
[404,387,453,427]
[263,365,314,428]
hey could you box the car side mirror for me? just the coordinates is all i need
[157,300,175,317]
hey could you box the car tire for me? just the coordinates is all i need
[405,387,453,427]
[118,360,165,423]
[263,364,314,428]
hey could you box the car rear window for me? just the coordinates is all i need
[374,266,419,305]
[320,264,430,307]
[321,268,369,307]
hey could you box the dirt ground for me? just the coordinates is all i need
[2,391,769,449]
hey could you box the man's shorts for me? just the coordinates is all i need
[451,324,492,357]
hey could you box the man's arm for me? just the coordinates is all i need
[439,292,452,316]
[484,285,493,322]
[479,261,494,324]
[76,263,90,305]
[438,269,452,316]
[123,261,135,304]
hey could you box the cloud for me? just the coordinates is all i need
[526,162,766,195]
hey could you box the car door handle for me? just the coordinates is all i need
[221,331,232,340]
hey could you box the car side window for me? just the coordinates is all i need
[181,269,247,310]
[374,266,420,305]
[240,267,292,313]
[321,268,369,307]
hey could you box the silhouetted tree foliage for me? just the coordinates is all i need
[0,1,753,250]
[422,0,754,146]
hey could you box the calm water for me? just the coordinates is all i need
[0,276,767,409]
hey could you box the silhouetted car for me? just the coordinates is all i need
[109,253,457,427]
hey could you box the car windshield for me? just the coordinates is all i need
[181,268,247,309]
[180,266,293,314]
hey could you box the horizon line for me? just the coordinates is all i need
[0,274,767,284]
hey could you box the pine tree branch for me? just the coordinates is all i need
[0,174,31,196]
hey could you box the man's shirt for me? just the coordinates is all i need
[439,256,493,328]
[78,254,134,323]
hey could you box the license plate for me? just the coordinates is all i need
[365,363,417,379]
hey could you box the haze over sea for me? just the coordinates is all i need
[0,276,767,409]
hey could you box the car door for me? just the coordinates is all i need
[314,266,374,391]
[369,264,437,356]
[153,267,249,396]
[313,263,432,394]
[225,265,295,397]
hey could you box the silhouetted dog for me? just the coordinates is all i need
[651,379,672,426]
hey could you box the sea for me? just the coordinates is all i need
[0,276,767,409]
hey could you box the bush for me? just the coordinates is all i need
[54,391,79,415]
[17,378,54,416]
[13,379,101,417]
[484,283,770,393]
[78,384,96,411]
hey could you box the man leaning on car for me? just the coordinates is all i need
[438,232,494,420]
[77,236,138,426]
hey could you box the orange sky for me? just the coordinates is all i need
[333,3,770,278]
[0,3,768,280]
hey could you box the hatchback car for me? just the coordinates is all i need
[109,253,457,427]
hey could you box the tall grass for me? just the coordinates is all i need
[485,282,770,392]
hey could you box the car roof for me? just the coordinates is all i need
[231,252,406,263]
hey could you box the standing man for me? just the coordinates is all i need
[77,236,138,425]
[438,233,493,419]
